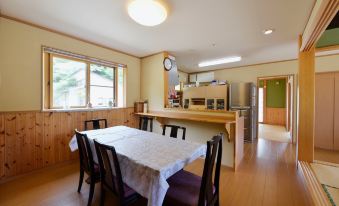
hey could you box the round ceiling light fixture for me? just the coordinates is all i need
[128,0,168,26]
[263,29,274,35]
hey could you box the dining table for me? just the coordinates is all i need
[69,126,206,206]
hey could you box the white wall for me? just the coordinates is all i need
[140,53,165,110]
[0,17,141,111]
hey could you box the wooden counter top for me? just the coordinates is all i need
[135,111,236,124]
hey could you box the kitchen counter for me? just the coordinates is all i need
[135,110,244,171]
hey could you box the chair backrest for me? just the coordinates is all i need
[139,117,153,132]
[84,119,108,131]
[162,124,186,140]
[94,140,125,200]
[198,133,223,206]
[75,130,95,174]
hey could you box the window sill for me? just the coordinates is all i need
[42,107,127,112]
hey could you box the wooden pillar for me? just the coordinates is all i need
[297,35,315,162]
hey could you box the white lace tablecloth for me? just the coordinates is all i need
[69,126,206,206]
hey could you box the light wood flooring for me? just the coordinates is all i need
[0,138,312,206]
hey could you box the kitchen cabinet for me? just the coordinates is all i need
[315,72,339,151]
[197,72,214,82]
[189,72,215,83]
[205,85,227,98]
[189,74,197,82]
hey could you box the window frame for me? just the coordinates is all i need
[88,63,116,108]
[42,47,126,111]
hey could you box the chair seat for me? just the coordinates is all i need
[123,183,138,198]
[164,170,203,206]
[85,163,101,184]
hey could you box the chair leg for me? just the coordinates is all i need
[100,185,105,206]
[87,179,95,206]
[214,197,219,206]
[77,168,84,192]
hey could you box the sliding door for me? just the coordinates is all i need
[315,73,334,150]
[334,73,339,151]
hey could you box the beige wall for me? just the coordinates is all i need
[0,17,141,111]
[140,53,165,110]
[212,54,339,83]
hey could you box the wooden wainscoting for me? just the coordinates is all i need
[0,107,137,181]
[265,107,286,126]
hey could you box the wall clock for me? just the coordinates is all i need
[163,57,172,71]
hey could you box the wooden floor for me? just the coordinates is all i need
[0,138,312,206]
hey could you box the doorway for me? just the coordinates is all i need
[257,75,294,143]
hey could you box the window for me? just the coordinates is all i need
[43,47,126,110]
[89,64,115,107]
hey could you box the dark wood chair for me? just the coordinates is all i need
[84,119,108,130]
[94,140,141,206]
[139,116,153,132]
[75,130,101,206]
[162,124,186,140]
[163,133,223,206]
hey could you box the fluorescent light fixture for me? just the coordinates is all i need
[198,56,241,67]
[263,29,274,35]
[128,0,167,26]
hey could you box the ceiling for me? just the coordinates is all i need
[0,0,315,73]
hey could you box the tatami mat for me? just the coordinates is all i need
[311,162,339,189]
[311,162,339,206]
[325,186,339,206]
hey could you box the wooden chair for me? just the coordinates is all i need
[163,133,223,206]
[162,124,186,140]
[75,130,101,206]
[139,117,153,132]
[94,140,141,206]
[84,119,108,130]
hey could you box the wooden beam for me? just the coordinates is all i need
[298,35,315,162]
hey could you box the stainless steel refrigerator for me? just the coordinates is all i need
[228,82,257,142]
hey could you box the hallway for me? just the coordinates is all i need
[258,123,291,143]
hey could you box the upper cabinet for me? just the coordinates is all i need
[189,74,197,82]
[197,72,215,82]
[189,72,215,83]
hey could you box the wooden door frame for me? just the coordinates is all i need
[256,74,295,142]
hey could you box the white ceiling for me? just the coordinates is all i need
[0,0,315,73]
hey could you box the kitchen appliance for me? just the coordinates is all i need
[169,99,180,108]
[229,82,257,142]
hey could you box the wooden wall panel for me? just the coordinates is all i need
[5,114,17,177]
[0,107,137,181]
[265,107,286,126]
[0,114,5,178]
[35,112,44,169]
[43,112,54,167]
[23,112,35,173]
